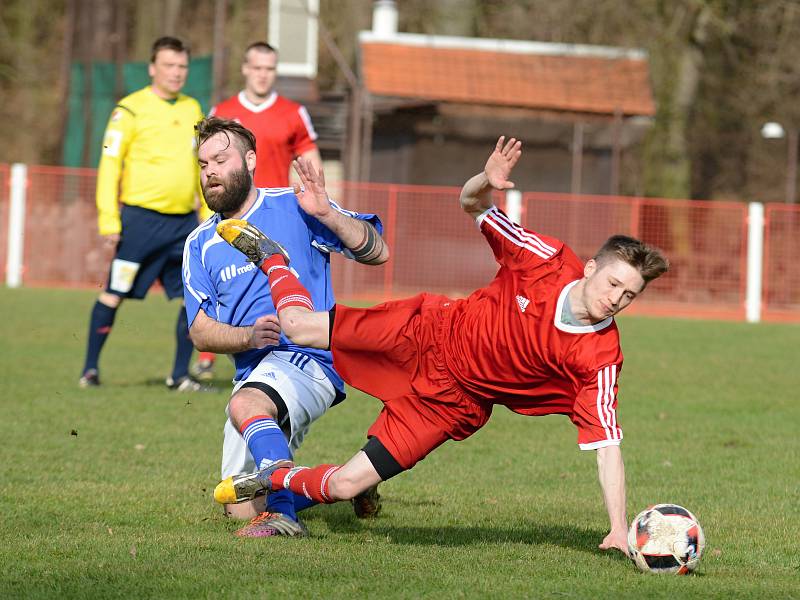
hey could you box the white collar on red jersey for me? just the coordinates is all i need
[554,280,614,334]
[237,91,278,113]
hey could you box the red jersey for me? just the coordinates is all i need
[209,91,318,187]
[442,206,624,449]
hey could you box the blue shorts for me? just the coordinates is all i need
[105,205,198,300]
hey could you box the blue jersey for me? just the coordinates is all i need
[182,187,382,392]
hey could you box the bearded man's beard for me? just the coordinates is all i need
[203,166,252,214]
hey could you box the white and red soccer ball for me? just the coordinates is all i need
[627,504,705,574]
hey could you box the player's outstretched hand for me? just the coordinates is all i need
[484,136,522,190]
[250,314,281,349]
[599,529,629,556]
[292,157,331,220]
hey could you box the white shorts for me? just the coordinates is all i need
[221,350,337,479]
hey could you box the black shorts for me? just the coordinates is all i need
[105,205,198,300]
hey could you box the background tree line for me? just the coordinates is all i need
[2,0,799,202]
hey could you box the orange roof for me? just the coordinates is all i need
[360,40,655,117]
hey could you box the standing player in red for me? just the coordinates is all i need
[209,41,321,187]
[214,137,669,553]
[193,41,322,379]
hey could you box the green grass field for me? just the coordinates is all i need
[0,288,798,599]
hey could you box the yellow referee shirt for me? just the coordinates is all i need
[96,86,208,236]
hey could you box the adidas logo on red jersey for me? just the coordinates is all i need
[516,295,530,313]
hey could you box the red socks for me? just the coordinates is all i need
[261,255,314,311]
[270,465,340,504]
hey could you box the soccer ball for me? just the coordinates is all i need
[627,504,705,574]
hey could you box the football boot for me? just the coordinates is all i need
[216,219,290,268]
[235,511,308,538]
[352,484,382,519]
[214,458,294,504]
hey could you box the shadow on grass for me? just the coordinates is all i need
[304,502,622,559]
[371,523,615,557]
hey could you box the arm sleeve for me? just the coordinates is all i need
[477,206,564,272]
[182,238,218,328]
[290,105,319,156]
[301,197,383,257]
[95,105,135,235]
[572,363,624,450]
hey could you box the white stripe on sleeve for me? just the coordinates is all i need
[326,197,359,218]
[491,208,558,254]
[297,106,318,141]
[483,210,555,260]
[606,365,619,438]
[596,367,613,441]
[595,365,621,443]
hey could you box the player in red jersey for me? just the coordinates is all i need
[194,41,323,381]
[213,138,669,554]
[209,41,321,188]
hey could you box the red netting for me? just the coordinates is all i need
[23,165,113,288]
[5,162,799,323]
[522,192,749,319]
[763,204,800,319]
[328,182,501,301]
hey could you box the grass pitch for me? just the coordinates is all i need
[0,288,798,599]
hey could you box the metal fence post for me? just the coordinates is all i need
[745,202,764,323]
[6,163,27,288]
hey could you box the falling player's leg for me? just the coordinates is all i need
[216,219,329,348]
[274,450,382,503]
[216,447,383,506]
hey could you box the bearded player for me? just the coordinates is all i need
[183,117,387,537]
[193,41,322,381]
[214,137,669,553]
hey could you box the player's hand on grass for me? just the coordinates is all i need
[484,136,522,190]
[599,529,629,556]
[292,157,332,220]
[249,314,281,349]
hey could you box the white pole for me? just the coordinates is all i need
[745,202,764,323]
[6,163,27,288]
[505,189,522,224]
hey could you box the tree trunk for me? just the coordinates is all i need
[211,0,228,106]
[79,1,94,167]
[646,2,711,199]
[58,0,77,164]
[114,0,128,99]
[163,0,182,36]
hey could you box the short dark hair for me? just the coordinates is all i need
[243,41,278,62]
[195,116,256,158]
[151,36,190,63]
[594,235,669,284]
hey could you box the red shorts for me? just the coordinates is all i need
[331,293,492,470]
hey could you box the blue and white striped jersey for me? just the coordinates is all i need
[182,187,382,392]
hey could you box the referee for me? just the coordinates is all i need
[79,37,210,391]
